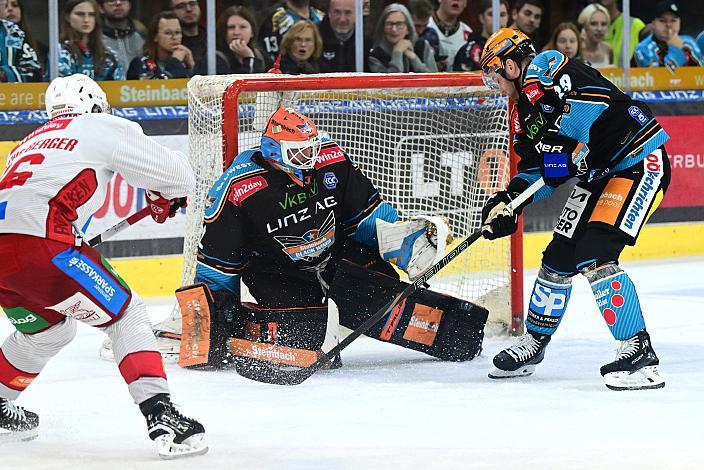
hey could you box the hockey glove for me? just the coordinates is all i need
[145,191,187,224]
[376,215,452,280]
[481,191,519,240]
[538,135,589,188]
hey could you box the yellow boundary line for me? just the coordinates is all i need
[112,222,704,297]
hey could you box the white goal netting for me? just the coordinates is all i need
[182,73,518,333]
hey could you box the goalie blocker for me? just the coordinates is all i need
[176,261,488,370]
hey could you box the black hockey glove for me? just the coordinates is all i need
[481,191,520,240]
[538,134,588,188]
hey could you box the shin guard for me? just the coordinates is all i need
[583,265,645,340]
[526,266,573,335]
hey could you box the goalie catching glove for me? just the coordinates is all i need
[145,190,188,224]
[376,215,452,280]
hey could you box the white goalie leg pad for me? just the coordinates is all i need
[155,433,208,460]
[376,215,450,280]
[603,366,665,391]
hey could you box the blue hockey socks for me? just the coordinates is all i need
[584,265,645,340]
[526,266,573,335]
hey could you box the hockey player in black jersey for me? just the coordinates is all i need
[175,107,488,375]
[479,28,670,390]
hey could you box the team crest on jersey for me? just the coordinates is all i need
[323,172,338,189]
[274,211,336,262]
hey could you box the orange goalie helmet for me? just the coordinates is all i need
[479,28,535,89]
[260,106,322,173]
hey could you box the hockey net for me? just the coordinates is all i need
[183,73,523,335]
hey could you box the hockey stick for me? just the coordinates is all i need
[234,179,545,385]
[87,200,184,246]
[86,205,152,246]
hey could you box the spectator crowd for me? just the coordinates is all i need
[0,0,703,83]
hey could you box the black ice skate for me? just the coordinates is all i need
[0,397,39,443]
[139,394,208,459]
[488,330,551,379]
[600,329,665,391]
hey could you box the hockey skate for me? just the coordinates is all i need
[488,330,551,379]
[140,394,207,459]
[0,398,39,443]
[600,329,665,391]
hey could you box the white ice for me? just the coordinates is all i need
[2,257,703,470]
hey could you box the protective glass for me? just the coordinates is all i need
[280,136,322,170]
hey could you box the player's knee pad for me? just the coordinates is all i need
[329,260,488,361]
[580,263,645,340]
[526,265,573,336]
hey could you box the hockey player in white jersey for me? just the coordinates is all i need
[0,74,207,458]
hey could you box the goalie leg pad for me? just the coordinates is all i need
[329,260,488,361]
[176,283,241,369]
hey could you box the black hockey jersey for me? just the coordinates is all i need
[195,140,398,295]
[507,50,669,201]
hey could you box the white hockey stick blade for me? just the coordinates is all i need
[603,366,665,391]
[488,364,537,379]
[0,427,38,443]
[155,433,208,460]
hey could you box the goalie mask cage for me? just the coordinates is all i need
[184,72,524,335]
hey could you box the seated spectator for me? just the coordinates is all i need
[453,0,507,71]
[319,0,369,73]
[634,1,702,69]
[279,19,322,74]
[54,0,123,81]
[578,3,613,67]
[99,0,146,73]
[544,22,584,63]
[4,0,46,69]
[170,0,206,73]
[260,0,324,64]
[410,0,444,66]
[426,0,471,71]
[215,6,269,74]
[599,0,645,67]
[369,3,437,73]
[510,0,543,47]
[127,11,193,79]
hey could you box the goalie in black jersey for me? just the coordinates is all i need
[479,28,671,390]
[175,107,488,374]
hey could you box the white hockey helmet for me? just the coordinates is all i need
[45,74,111,120]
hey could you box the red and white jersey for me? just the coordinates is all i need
[0,113,195,244]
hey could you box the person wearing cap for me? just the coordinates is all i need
[478,28,671,391]
[634,1,702,69]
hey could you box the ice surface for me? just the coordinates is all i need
[2,258,702,469]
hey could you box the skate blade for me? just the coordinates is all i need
[603,366,665,391]
[155,433,208,460]
[488,364,536,379]
[0,427,39,443]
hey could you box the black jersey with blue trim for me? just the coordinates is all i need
[511,50,668,188]
[195,140,399,295]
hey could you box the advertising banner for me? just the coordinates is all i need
[658,115,704,209]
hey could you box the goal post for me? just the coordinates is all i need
[184,72,524,335]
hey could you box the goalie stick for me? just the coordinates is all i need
[234,179,546,385]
